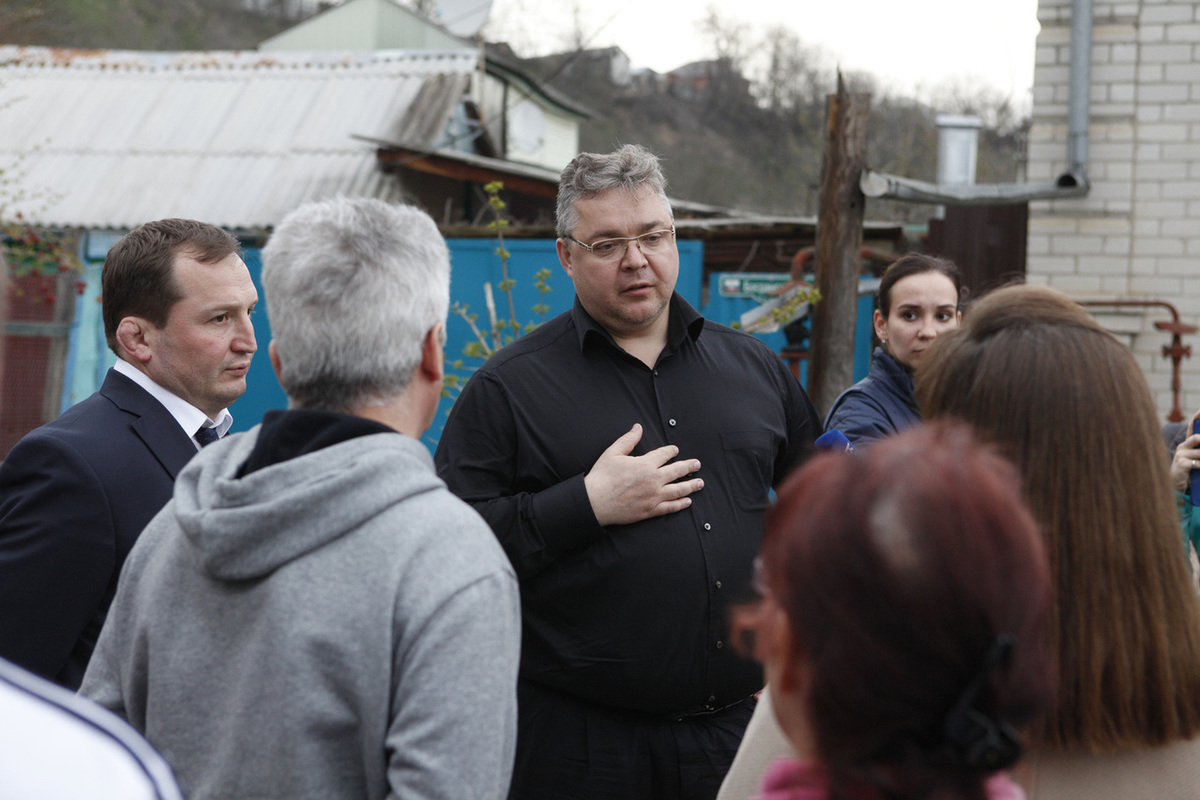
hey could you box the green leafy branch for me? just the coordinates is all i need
[3,222,78,277]
[731,283,821,333]
[767,284,820,325]
[444,181,552,398]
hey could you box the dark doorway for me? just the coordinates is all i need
[926,204,1028,303]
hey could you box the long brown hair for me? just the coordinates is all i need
[917,283,1200,753]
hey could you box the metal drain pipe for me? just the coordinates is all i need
[861,0,1093,205]
[1062,0,1093,186]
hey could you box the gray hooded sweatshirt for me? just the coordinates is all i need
[81,418,521,800]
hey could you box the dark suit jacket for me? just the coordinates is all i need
[0,368,197,689]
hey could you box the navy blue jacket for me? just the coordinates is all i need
[0,369,196,688]
[823,347,920,449]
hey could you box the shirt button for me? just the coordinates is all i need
[715,640,724,650]
[715,580,722,589]
[653,370,659,376]
[669,419,677,427]
[703,523,711,530]
[708,695,716,704]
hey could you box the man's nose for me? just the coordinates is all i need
[234,315,258,353]
[619,238,649,268]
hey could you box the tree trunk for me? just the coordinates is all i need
[808,73,870,418]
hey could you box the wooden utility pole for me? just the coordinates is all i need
[808,73,870,418]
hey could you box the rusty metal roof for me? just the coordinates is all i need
[0,45,478,230]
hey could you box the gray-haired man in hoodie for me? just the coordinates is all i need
[80,197,522,800]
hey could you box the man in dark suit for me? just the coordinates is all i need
[0,219,258,688]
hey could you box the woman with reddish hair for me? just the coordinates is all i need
[741,422,1054,800]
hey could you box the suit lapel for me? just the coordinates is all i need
[99,370,198,479]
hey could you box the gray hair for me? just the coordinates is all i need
[555,144,673,238]
[262,197,450,412]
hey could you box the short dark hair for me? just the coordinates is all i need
[756,422,1053,798]
[877,253,963,318]
[102,219,241,354]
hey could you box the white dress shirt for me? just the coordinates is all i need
[113,360,233,449]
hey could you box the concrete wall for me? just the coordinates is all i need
[504,95,580,171]
[259,0,470,52]
[478,72,581,172]
[1028,0,1200,419]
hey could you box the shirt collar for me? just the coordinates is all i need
[570,293,705,353]
[113,359,233,445]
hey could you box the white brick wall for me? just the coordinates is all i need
[1029,0,1200,421]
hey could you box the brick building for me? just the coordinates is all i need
[1027,0,1200,420]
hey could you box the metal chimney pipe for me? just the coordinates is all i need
[936,115,983,186]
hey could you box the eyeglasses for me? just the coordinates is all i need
[565,228,676,262]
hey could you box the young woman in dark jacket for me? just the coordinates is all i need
[823,254,962,448]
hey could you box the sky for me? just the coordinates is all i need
[479,0,1041,111]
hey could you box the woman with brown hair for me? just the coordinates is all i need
[916,283,1200,798]
[823,254,962,448]
[719,283,1200,800]
[740,422,1053,800]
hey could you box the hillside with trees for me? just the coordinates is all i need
[0,0,303,50]
[515,10,1028,223]
[0,0,1028,223]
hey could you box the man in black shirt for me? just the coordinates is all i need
[435,144,818,800]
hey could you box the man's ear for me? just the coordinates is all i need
[268,341,283,384]
[115,317,154,365]
[556,238,576,280]
[420,323,444,383]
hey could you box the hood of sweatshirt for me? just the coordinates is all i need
[172,424,443,582]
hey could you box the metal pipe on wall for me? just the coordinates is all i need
[1067,0,1094,180]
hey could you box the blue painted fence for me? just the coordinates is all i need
[64,236,874,453]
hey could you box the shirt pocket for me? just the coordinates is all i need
[720,431,774,512]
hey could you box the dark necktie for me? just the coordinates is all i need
[194,426,221,447]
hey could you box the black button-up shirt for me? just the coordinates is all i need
[435,294,817,715]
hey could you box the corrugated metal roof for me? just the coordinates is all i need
[0,45,478,229]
